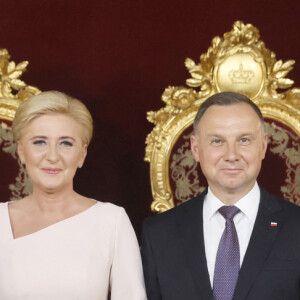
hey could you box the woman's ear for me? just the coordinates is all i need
[78,144,87,168]
[17,142,25,164]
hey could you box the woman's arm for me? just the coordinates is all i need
[110,208,147,300]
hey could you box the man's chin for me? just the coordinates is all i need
[220,181,255,195]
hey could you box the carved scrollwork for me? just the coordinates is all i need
[145,20,300,213]
[145,86,198,162]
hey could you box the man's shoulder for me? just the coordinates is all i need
[260,187,300,219]
[143,192,205,230]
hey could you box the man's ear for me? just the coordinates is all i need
[261,132,268,159]
[190,135,200,162]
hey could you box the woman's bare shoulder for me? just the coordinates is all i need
[8,197,29,212]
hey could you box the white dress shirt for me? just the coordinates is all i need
[203,182,260,287]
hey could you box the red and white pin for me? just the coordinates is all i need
[270,222,278,227]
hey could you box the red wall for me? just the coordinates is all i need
[1,0,300,240]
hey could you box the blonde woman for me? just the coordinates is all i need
[0,91,146,300]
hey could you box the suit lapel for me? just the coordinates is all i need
[177,192,214,300]
[233,188,285,299]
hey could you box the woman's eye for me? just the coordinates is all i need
[60,141,73,147]
[33,140,46,145]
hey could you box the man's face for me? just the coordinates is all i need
[190,103,268,201]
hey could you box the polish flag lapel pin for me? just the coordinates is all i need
[271,222,278,227]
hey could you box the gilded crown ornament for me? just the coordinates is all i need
[228,64,254,84]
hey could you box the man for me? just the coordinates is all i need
[141,92,300,300]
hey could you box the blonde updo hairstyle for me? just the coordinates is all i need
[12,91,93,145]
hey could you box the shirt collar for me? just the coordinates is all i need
[203,182,260,223]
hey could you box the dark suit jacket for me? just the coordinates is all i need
[141,188,300,300]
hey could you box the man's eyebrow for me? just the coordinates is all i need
[238,132,256,137]
[204,132,256,138]
[205,134,224,137]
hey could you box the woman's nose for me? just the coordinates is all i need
[46,145,59,162]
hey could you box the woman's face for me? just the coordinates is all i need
[17,114,87,193]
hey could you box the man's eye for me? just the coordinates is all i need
[212,139,222,145]
[33,140,46,145]
[60,141,73,147]
[240,138,250,144]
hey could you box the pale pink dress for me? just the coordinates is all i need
[0,201,146,300]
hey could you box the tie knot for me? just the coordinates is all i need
[218,206,240,220]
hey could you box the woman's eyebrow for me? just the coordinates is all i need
[59,136,75,140]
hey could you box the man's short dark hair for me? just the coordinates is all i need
[193,92,265,133]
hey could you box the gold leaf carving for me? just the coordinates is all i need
[184,58,196,69]
[277,78,294,89]
[8,70,23,80]
[0,48,40,120]
[273,60,283,73]
[268,58,295,99]
[186,78,202,87]
[10,79,26,90]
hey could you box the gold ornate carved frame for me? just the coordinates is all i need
[145,21,300,213]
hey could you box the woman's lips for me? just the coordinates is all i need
[42,168,62,175]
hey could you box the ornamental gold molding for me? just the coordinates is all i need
[0,48,40,120]
[145,21,300,213]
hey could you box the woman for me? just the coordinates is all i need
[0,91,147,300]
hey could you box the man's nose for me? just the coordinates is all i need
[224,143,240,161]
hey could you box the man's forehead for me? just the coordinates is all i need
[201,103,260,119]
[205,102,254,112]
[197,103,263,131]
